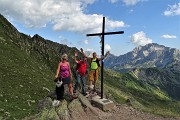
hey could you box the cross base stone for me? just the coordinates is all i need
[91,95,116,111]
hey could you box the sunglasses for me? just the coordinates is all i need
[63,58,67,60]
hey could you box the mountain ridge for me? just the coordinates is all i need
[105,43,180,72]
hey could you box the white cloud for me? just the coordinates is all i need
[59,39,72,45]
[105,44,111,50]
[108,0,119,3]
[164,2,180,16]
[87,48,94,51]
[83,40,88,44]
[122,0,146,6]
[108,0,146,5]
[161,34,177,39]
[58,35,72,45]
[53,13,126,34]
[129,9,134,13]
[58,35,64,39]
[131,31,152,46]
[78,39,89,45]
[0,0,126,34]
[85,49,94,57]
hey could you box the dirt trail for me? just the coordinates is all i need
[101,104,180,120]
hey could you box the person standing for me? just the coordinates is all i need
[73,50,88,96]
[55,54,74,100]
[80,48,110,92]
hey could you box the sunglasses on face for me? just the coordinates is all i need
[63,58,67,60]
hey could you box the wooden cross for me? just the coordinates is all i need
[86,17,124,99]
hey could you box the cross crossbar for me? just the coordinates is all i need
[87,31,124,36]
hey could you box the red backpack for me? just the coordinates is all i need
[76,60,87,76]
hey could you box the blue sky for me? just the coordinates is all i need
[0,0,179,56]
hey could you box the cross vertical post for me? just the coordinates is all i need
[101,17,105,99]
[86,17,124,99]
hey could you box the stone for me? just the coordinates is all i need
[38,108,60,120]
[91,95,116,111]
[56,100,69,120]
[38,97,53,112]
[78,94,99,116]
[68,99,89,120]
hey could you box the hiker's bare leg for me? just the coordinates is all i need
[68,83,73,95]
[89,80,92,87]
[88,70,94,88]
[93,69,98,91]
[93,80,97,90]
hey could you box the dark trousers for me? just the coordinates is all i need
[74,72,86,94]
[56,85,64,100]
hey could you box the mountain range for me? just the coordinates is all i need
[105,43,180,72]
[0,13,180,119]
[105,42,180,100]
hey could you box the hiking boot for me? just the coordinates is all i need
[72,95,78,99]
[73,90,76,94]
[83,93,89,97]
[91,89,96,94]
[52,100,60,107]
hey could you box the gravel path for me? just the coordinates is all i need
[100,104,180,120]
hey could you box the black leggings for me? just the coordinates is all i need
[56,85,64,100]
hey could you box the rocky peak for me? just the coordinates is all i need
[32,34,45,41]
[132,43,167,53]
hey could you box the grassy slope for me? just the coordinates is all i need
[103,69,180,117]
[0,35,55,119]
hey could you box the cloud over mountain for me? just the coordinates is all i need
[130,31,152,46]
[105,44,111,50]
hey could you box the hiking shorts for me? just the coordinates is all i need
[62,76,71,85]
[88,69,98,81]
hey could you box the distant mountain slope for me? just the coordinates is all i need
[131,62,180,100]
[105,43,180,72]
[103,68,180,118]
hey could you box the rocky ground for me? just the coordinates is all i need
[23,89,180,120]
[106,104,179,120]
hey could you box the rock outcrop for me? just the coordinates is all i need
[23,93,180,120]
[23,93,111,120]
